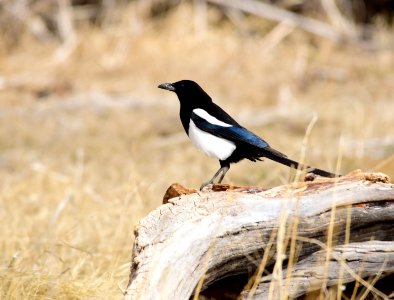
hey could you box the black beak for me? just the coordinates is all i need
[158,82,175,92]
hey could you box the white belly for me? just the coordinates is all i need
[188,120,236,161]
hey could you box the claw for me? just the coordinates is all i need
[200,164,230,191]
[200,181,213,191]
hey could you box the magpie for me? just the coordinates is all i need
[158,80,338,190]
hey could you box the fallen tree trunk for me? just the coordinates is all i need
[125,171,394,300]
[243,241,394,299]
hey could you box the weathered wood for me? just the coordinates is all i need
[243,241,394,299]
[124,171,394,300]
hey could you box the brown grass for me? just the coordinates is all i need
[0,3,393,299]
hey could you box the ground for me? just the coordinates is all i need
[0,3,393,299]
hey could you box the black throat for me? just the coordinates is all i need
[179,103,193,133]
[176,88,213,134]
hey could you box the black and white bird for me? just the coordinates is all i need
[158,80,338,190]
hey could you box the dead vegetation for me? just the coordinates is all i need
[0,1,393,299]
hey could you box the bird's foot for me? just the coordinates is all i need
[199,181,214,191]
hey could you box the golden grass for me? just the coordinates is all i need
[0,3,393,299]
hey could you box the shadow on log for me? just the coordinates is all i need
[125,171,394,299]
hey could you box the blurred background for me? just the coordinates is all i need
[0,0,393,298]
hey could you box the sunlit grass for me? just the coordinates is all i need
[0,3,393,299]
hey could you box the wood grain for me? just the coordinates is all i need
[125,171,394,300]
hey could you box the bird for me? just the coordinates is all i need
[158,80,338,190]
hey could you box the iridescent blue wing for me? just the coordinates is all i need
[190,112,270,149]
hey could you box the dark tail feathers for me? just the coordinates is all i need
[262,148,339,178]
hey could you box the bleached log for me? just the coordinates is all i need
[124,171,394,300]
[244,241,394,299]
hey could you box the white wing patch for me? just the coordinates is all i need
[188,120,236,161]
[192,109,232,127]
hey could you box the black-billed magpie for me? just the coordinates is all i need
[158,80,338,190]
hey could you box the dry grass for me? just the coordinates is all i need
[0,3,393,299]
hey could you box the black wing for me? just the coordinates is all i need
[191,111,270,149]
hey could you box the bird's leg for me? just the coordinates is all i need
[217,165,229,183]
[200,164,230,190]
[200,167,223,190]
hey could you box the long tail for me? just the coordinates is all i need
[262,147,339,178]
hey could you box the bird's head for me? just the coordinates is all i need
[158,80,212,108]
